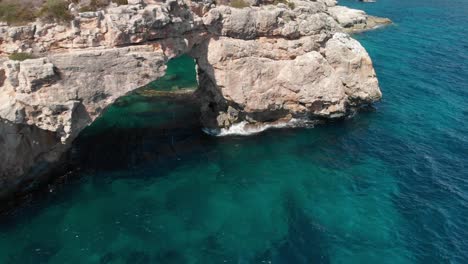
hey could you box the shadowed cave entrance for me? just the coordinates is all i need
[71,54,206,174]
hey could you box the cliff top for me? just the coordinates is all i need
[0,0,296,26]
[0,0,128,26]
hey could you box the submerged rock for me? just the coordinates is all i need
[0,0,390,201]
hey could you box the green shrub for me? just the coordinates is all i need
[0,3,37,25]
[230,0,250,8]
[38,0,74,23]
[112,0,128,5]
[8,52,35,61]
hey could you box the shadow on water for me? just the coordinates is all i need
[254,190,331,264]
[72,95,204,177]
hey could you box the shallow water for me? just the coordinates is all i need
[1,0,468,263]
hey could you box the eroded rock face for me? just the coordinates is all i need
[0,0,389,200]
[1,46,167,143]
[189,2,385,131]
[0,117,66,200]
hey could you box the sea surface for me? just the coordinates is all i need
[1,0,468,263]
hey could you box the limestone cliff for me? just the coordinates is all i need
[0,0,390,201]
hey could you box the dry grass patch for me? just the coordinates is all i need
[8,52,35,61]
[0,0,129,25]
[0,1,37,25]
[79,0,128,12]
[229,0,250,8]
[38,0,73,23]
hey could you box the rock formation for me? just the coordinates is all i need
[0,0,390,201]
[328,5,391,32]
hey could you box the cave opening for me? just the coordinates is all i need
[71,54,206,174]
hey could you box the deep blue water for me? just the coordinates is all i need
[1,0,468,263]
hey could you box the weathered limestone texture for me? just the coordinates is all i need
[0,0,390,200]
[328,5,391,32]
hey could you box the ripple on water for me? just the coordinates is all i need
[1,0,468,262]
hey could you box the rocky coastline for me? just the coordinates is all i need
[0,0,390,203]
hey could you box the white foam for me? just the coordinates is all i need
[203,119,316,137]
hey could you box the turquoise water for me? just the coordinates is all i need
[1,0,468,262]
[145,54,198,91]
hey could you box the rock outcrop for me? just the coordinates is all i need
[328,5,391,32]
[0,0,389,201]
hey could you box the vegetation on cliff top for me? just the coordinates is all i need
[0,0,71,25]
[0,0,127,25]
[39,0,74,22]
[0,1,38,25]
[8,52,35,61]
[78,0,128,12]
[0,0,295,25]
[224,0,295,9]
[228,0,250,8]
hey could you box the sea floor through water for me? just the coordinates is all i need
[1,0,468,262]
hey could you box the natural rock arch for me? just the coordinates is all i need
[0,0,387,201]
